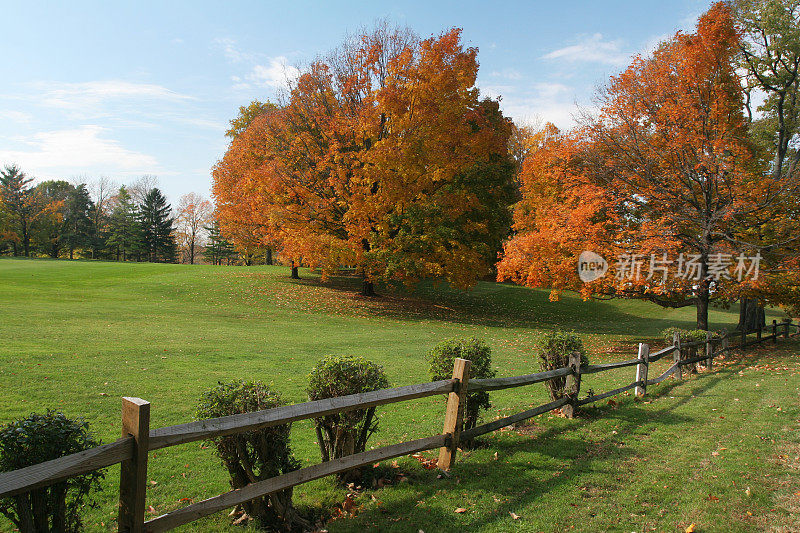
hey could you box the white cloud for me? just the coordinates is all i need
[481,81,592,129]
[38,80,194,111]
[0,110,32,123]
[214,37,300,91]
[0,126,158,176]
[242,57,300,89]
[490,68,523,80]
[213,37,254,63]
[543,33,631,66]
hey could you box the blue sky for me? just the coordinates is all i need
[0,0,711,204]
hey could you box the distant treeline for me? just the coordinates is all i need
[0,166,247,266]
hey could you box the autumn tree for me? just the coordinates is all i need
[87,177,116,259]
[733,0,800,323]
[176,193,213,264]
[32,180,71,258]
[213,25,515,295]
[225,100,277,140]
[500,3,782,331]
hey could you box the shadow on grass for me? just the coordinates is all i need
[331,349,768,532]
[271,272,740,336]
[340,406,693,532]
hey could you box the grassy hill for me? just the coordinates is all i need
[0,258,797,532]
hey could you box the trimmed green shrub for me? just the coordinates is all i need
[428,337,497,432]
[660,327,710,344]
[0,410,104,532]
[536,331,589,401]
[197,381,308,530]
[307,355,390,467]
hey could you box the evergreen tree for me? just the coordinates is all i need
[139,188,177,263]
[204,220,237,265]
[106,186,143,261]
[63,184,94,259]
[0,164,36,256]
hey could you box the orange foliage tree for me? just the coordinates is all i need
[176,193,212,264]
[499,3,786,330]
[213,25,515,294]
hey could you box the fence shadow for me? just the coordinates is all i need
[339,397,695,532]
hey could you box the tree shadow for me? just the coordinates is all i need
[269,272,747,336]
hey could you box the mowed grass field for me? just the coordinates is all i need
[1,257,798,532]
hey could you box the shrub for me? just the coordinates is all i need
[307,355,390,469]
[0,410,103,533]
[536,331,588,401]
[428,337,497,432]
[661,327,710,344]
[197,381,308,530]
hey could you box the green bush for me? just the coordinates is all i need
[428,337,497,432]
[197,381,308,530]
[536,331,588,401]
[660,327,710,344]
[307,355,390,469]
[0,410,103,533]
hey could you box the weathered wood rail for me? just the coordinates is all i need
[1,318,797,531]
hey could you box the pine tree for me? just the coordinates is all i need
[106,186,143,261]
[0,164,36,257]
[203,220,237,265]
[139,188,177,263]
[63,184,94,259]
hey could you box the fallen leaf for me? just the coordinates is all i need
[685,524,696,533]
[454,508,467,513]
[509,511,521,520]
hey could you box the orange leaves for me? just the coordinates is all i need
[212,24,514,289]
[498,3,771,325]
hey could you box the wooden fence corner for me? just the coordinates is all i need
[118,397,150,533]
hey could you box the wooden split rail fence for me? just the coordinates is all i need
[1,319,798,532]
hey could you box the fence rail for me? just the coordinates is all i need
[1,317,798,532]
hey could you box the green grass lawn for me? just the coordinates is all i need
[0,258,797,532]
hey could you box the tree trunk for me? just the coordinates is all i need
[361,276,376,297]
[22,218,30,257]
[696,287,709,331]
[290,262,300,279]
[69,246,74,260]
[265,247,273,265]
[189,236,195,264]
[738,297,765,333]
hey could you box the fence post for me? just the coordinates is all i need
[118,397,150,533]
[635,343,649,397]
[673,332,683,380]
[438,358,471,471]
[705,331,713,370]
[562,352,582,418]
[783,319,791,339]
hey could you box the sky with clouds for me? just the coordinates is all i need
[0,0,712,204]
